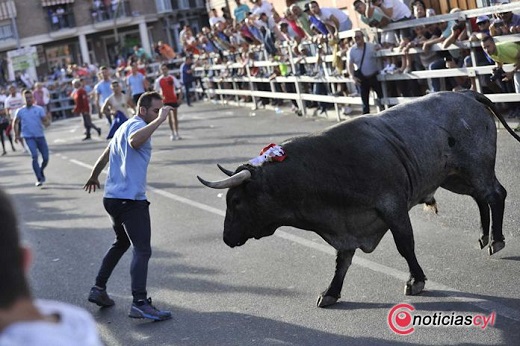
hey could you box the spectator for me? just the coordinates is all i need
[309,1,352,36]
[94,66,113,124]
[179,24,191,49]
[347,30,383,114]
[13,90,51,186]
[353,0,390,29]
[233,0,250,24]
[303,3,329,35]
[126,63,149,105]
[0,188,103,345]
[71,79,101,141]
[154,63,183,140]
[371,0,412,72]
[209,8,226,28]
[481,35,520,94]
[32,82,51,119]
[250,0,274,18]
[290,4,314,38]
[492,1,520,35]
[133,45,151,63]
[5,85,25,151]
[157,40,176,60]
[0,89,15,156]
[180,55,194,107]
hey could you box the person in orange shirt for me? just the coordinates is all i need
[158,41,176,61]
[154,63,183,140]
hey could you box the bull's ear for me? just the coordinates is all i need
[217,164,234,177]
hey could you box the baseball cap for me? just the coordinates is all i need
[476,15,490,24]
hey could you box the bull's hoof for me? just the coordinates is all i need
[478,235,489,249]
[404,280,425,296]
[316,295,339,308]
[488,240,505,255]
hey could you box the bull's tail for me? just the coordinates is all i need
[460,90,520,143]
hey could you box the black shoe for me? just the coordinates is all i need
[1,151,6,156]
[82,136,92,141]
[88,287,115,307]
[96,128,101,136]
[128,298,171,321]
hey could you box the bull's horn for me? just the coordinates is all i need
[197,170,251,189]
[217,164,234,177]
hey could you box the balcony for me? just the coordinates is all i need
[47,7,77,39]
[91,0,132,25]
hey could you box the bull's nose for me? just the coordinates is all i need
[223,234,245,247]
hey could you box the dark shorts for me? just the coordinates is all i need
[164,102,179,108]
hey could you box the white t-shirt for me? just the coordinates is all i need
[0,299,102,346]
[317,8,352,31]
[252,1,273,18]
[209,16,225,27]
[4,93,24,117]
[383,0,411,21]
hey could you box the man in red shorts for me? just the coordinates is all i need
[154,63,183,140]
[71,79,101,141]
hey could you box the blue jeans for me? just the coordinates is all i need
[24,136,49,182]
[97,198,152,302]
[184,81,192,106]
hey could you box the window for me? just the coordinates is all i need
[0,22,14,41]
[179,0,189,9]
[155,0,172,13]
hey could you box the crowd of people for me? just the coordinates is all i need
[170,0,519,118]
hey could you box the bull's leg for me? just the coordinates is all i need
[317,249,355,308]
[475,198,490,249]
[386,214,426,296]
[441,178,491,250]
[487,179,507,255]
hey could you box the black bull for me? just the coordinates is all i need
[198,91,520,307]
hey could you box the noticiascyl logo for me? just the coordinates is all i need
[388,303,415,335]
[387,303,496,335]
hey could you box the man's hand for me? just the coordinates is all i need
[84,177,101,193]
[158,106,173,122]
[502,71,515,82]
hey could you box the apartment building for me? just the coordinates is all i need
[0,0,208,82]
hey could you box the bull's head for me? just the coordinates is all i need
[197,165,279,247]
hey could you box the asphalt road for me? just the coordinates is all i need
[1,101,520,346]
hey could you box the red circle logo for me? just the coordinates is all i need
[388,303,415,335]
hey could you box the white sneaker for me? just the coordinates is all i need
[343,106,353,115]
[170,134,176,141]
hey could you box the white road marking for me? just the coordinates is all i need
[68,158,520,322]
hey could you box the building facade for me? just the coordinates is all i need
[0,0,209,82]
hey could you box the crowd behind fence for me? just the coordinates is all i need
[184,1,520,121]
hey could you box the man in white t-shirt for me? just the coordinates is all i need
[209,8,226,28]
[0,188,103,346]
[251,0,274,18]
[309,1,352,35]
[5,85,25,151]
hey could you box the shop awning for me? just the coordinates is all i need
[0,1,16,20]
[41,0,75,7]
